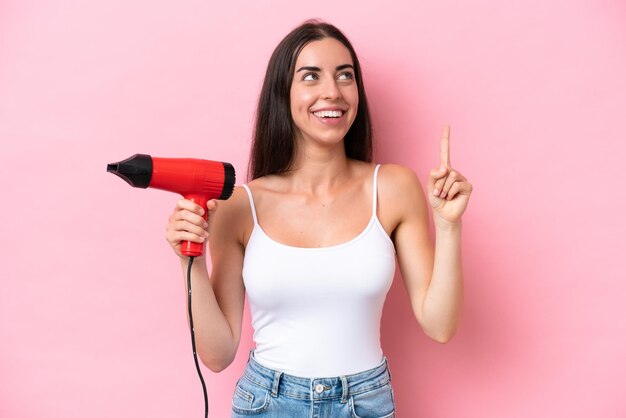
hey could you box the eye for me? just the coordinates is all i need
[302,72,318,81]
[338,72,354,81]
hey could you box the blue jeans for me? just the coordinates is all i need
[231,350,396,417]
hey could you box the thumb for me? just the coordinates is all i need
[207,199,218,212]
[428,165,448,190]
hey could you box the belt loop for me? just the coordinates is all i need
[271,371,283,398]
[385,357,392,382]
[340,376,349,403]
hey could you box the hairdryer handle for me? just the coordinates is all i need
[181,194,209,257]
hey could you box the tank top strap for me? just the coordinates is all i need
[372,164,382,216]
[241,184,259,225]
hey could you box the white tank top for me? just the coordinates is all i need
[241,164,396,377]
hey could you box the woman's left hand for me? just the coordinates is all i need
[427,125,473,227]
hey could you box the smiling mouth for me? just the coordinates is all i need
[312,110,344,119]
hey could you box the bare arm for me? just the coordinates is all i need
[421,219,463,343]
[167,187,248,372]
[383,164,464,343]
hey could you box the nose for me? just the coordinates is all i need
[321,78,341,100]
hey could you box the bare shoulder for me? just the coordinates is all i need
[377,163,428,222]
[378,163,424,197]
[214,185,251,215]
[234,173,293,211]
[211,185,254,245]
[378,163,421,187]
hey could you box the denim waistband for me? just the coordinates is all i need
[240,350,392,402]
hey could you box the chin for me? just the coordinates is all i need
[315,132,349,146]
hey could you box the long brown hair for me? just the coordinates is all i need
[247,19,373,181]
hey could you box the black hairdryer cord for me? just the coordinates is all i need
[187,256,209,417]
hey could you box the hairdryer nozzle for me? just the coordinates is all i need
[106,154,153,188]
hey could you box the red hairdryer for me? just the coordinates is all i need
[107,154,236,256]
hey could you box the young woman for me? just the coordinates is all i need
[166,19,472,417]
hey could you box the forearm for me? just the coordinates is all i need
[179,256,236,371]
[421,219,464,343]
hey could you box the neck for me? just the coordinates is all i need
[285,139,352,194]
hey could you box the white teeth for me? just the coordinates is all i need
[313,110,343,118]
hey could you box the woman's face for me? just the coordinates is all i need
[290,38,358,148]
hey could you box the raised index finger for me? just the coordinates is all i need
[440,125,451,168]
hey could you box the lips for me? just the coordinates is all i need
[311,111,346,126]
[310,106,349,127]
[312,109,344,118]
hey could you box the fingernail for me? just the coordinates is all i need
[433,188,439,196]
[440,165,445,172]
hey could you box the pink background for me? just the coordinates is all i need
[1,0,625,416]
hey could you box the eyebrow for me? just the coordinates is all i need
[296,64,355,72]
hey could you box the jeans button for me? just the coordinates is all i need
[315,384,324,394]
